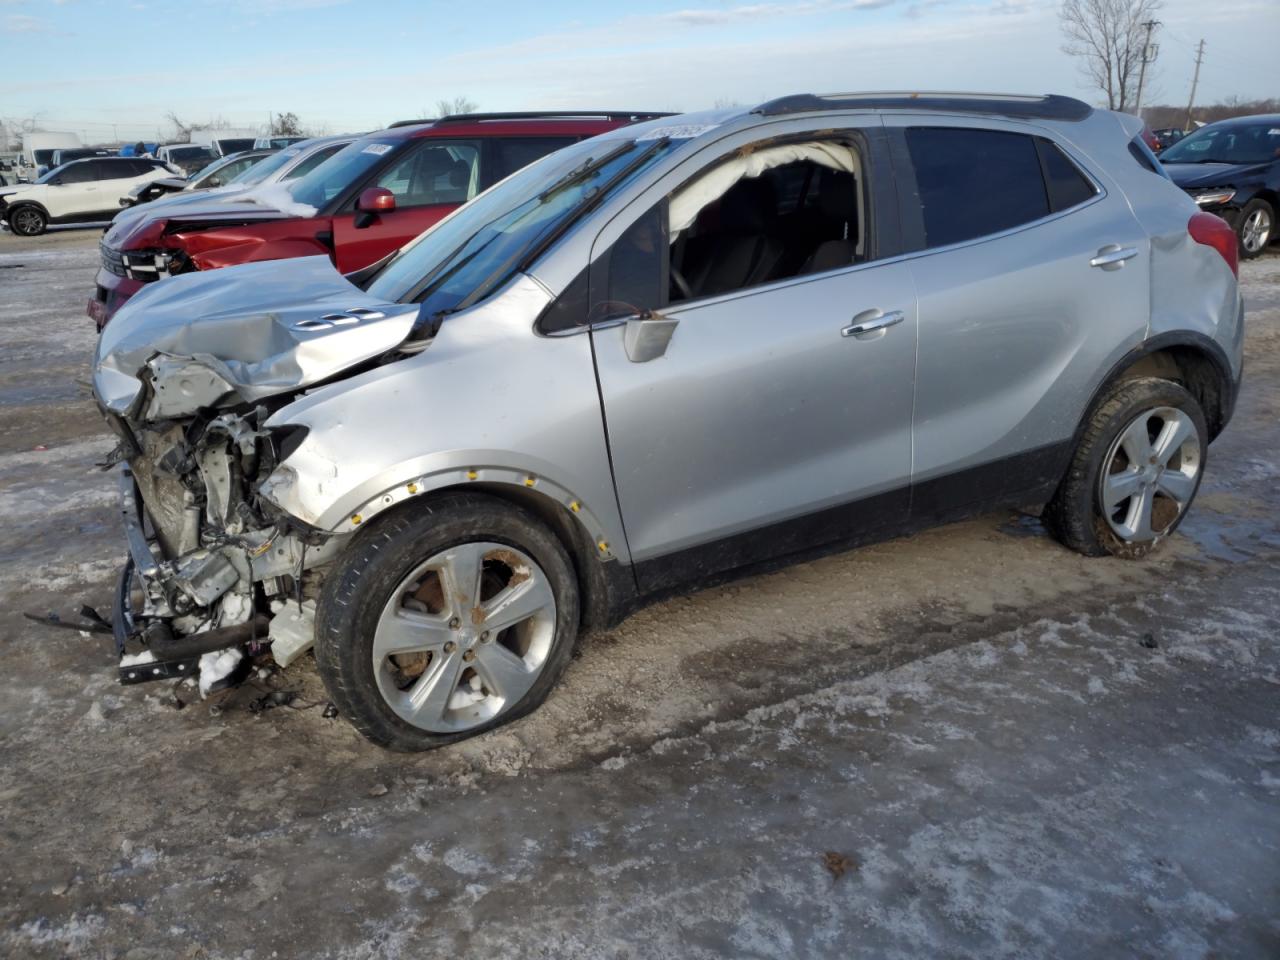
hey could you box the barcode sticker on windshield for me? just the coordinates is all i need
[362,143,394,156]
[637,123,719,141]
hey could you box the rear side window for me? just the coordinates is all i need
[1035,139,1097,211]
[1127,136,1170,178]
[491,137,575,183]
[905,127,1049,248]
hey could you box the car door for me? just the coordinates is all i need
[586,124,918,592]
[330,139,482,272]
[46,160,101,218]
[883,119,1152,520]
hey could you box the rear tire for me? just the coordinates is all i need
[1237,198,1273,259]
[7,204,47,236]
[1044,377,1207,559]
[314,492,580,752]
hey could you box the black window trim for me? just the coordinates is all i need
[892,124,1108,259]
[538,126,894,336]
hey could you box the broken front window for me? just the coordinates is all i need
[542,138,870,331]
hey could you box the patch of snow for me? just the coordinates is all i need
[198,647,243,697]
[118,650,156,667]
[238,182,317,218]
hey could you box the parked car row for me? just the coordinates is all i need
[0,157,178,235]
[82,95,1243,751]
[89,113,663,327]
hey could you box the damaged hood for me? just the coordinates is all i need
[93,255,419,418]
[105,195,291,245]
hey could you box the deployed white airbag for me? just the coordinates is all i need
[669,141,862,237]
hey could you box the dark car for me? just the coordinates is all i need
[1152,127,1186,151]
[1161,114,1280,258]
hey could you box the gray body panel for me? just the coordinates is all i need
[94,97,1243,612]
[881,113,1152,482]
[592,261,917,562]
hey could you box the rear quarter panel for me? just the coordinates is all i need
[1052,112,1243,379]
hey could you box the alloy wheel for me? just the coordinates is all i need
[1099,406,1201,543]
[372,541,556,733]
[1241,207,1272,254]
[11,207,43,236]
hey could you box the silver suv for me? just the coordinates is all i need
[93,94,1243,750]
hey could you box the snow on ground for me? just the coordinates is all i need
[0,229,1276,959]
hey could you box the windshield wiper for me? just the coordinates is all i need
[454,137,673,314]
[538,141,635,203]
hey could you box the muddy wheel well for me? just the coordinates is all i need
[430,482,616,633]
[1113,345,1230,440]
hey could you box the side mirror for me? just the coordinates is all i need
[354,187,396,230]
[358,187,396,214]
[622,312,679,363]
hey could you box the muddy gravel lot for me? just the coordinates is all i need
[0,228,1277,959]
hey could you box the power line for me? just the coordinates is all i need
[1134,19,1160,115]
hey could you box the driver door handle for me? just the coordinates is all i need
[842,309,905,339]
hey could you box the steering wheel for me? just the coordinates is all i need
[670,265,694,301]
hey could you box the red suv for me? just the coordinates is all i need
[89,112,668,329]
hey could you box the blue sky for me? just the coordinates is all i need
[2,0,1276,144]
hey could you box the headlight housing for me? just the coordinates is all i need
[117,249,184,282]
[1193,189,1236,207]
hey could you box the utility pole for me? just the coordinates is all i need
[1134,19,1160,116]
[1184,39,1205,131]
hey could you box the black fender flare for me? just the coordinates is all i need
[1081,330,1237,442]
[3,198,50,221]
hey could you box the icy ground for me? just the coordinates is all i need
[0,229,1276,959]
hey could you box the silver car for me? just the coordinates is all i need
[93,93,1243,750]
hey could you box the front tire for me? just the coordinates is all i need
[1044,377,1207,559]
[7,204,47,236]
[1237,198,1273,259]
[315,492,580,751]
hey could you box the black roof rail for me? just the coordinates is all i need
[387,118,437,129]
[752,92,1093,122]
[427,111,676,125]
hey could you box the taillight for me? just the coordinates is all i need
[1188,211,1238,278]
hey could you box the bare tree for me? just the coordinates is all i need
[272,112,303,136]
[1060,0,1162,112]
[164,111,192,141]
[434,96,477,117]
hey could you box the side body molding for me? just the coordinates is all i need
[258,275,632,565]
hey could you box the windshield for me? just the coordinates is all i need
[1161,121,1280,164]
[232,146,297,185]
[190,156,231,183]
[217,138,255,153]
[365,136,674,314]
[168,147,213,162]
[288,137,401,209]
[35,162,72,184]
[33,150,57,167]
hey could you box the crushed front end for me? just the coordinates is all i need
[90,255,421,693]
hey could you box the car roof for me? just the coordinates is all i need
[1202,113,1280,128]
[383,111,674,140]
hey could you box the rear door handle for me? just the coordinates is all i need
[1090,245,1138,269]
[842,309,905,339]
